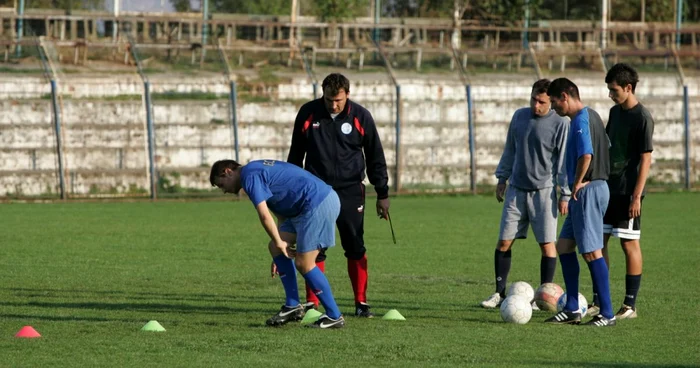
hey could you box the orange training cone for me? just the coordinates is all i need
[15,326,41,338]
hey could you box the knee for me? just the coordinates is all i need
[345,249,366,260]
[496,240,513,252]
[621,240,641,254]
[294,257,315,274]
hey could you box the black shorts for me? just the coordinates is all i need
[603,195,643,240]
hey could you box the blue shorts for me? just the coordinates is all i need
[279,190,340,254]
[559,180,609,254]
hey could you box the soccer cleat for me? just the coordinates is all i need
[480,293,503,309]
[587,304,600,317]
[582,314,617,327]
[531,301,540,311]
[307,314,345,329]
[355,302,375,318]
[265,304,305,326]
[303,302,318,313]
[544,310,582,324]
[614,304,638,319]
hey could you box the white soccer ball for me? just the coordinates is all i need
[507,281,535,302]
[556,292,588,317]
[500,295,533,324]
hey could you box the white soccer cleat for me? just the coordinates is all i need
[481,293,503,308]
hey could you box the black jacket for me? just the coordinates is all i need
[287,98,389,199]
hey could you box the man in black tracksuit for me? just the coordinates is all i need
[287,73,390,318]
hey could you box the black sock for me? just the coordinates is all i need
[495,249,512,297]
[540,256,557,285]
[624,274,642,308]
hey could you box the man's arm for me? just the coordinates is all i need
[554,121,571,197]
[494,111,518,202]
[360,110,390,219]
[287,106,309,167]
[361,112,389,198]
[630,111,655,217]
[630,152,651,217]
[572,154,592,201]
[255,201,288,256]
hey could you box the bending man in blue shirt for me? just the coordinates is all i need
[543,78,616,327]
[210,159,345,329]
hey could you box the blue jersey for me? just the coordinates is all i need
[240,160,332,218]
[566,107,610,187]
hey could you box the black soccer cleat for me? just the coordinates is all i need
[582,314,617,327]
[265,304,305,326]
[355,302,375,318]
[303,302,318,313]
[544,310,582,325]
[307,314,345,329]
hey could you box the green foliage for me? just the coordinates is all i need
[310,0,367,21]
[24,0,103,11]
[211,0,292,15]
[171,0,191,12]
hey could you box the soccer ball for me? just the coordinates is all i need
[556,292,588,317]
[507,281,535,302]
[534,282,564,311]
[500,295,533,324]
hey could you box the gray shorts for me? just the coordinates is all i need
[499,185,558,244]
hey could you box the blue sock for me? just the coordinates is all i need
[588,258,614,319]
[559,252,580,312]
[273,255,300,307]
[302,266,341,319]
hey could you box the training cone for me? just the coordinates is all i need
[15,326,41,338]
[300,309,323,324]
[141,320,166,332]
[382,309,406,321]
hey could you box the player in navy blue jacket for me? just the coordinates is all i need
[287,73,390,318]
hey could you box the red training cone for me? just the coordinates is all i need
[15,326,41,338]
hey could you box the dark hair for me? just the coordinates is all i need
[209,159,241,186]
[321,73,350,95]
[547,78,580,100]
[532,79,551,94]
[605,63,639,93]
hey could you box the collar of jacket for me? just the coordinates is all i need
[317,98,352,120]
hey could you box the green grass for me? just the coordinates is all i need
[1,193,699,367]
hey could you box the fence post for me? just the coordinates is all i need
[144,81,157,199]
[466,84,476,194]
[229,80,240,162]
[50,79,66,199]
[683,84,690,189]
[395,84,401,193]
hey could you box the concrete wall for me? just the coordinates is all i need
[0,73,698,197]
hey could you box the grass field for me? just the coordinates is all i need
[1,193,699,367]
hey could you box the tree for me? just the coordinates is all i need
[171,0,191,12]
[310,0,367,21]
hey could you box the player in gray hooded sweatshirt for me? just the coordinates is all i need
[481,79,571,309]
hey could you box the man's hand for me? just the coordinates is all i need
[572,182,586,201]
[629,196,642,218]
[272,240,290,258]
[271,243,296,278]
[376,198,390,220]
[496,183,506,203]
[558,200,569,216]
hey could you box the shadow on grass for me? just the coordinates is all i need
[0,300,271,315]
[531,362,697,368]
[4,287,281,304]
[0,313,144,323]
